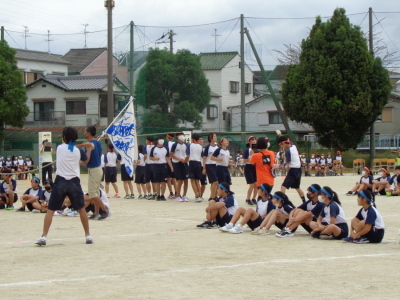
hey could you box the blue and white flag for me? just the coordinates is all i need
[106,99,136,176]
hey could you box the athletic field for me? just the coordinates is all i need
[0,174,399,299]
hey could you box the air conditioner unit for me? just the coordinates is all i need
[53,116,65,125]
[86,118,92,126]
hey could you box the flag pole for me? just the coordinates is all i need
[102,96,134,137]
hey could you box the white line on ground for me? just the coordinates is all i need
[0,275,121,288]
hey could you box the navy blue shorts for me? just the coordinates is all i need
[216,166,231,185]
[173,162,188,181]
[282,168,302,189]
[0,194,18,203]
[121,164,133,181]
[104,166,117,183]
[247,215,263,230]
[275,219,289,230]
[200,174,208,186]
[167,165,175,179]
[244,164,256,184]
[48,176,85,211]
[189,161,203,180]
[362,227,384,243]
[152,164,168,183]
[206,164,218,183]
[216,212,232,227]
[301,223,313,233]
[145,164,154,183]
[322,221,348,239]
[134,165,145,184]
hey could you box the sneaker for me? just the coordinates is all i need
[54,210,63,216]
[176,196,184,202]
[197,221,211,228]
[138,194,143,199]
[256,228,270,235]
[246,199,253,205]
[346,191,353,196]
[85,235,93,244]
[251,199,257,205]
[252,227,262,235]
[168,194,175,199]
[156,196,161,201]
[32,209,42,213]
[16,207,26,212]
[353,237,370,244]
[98,210,110,220]
[5,205,14,210]
[311,232,321,239]
[373,191,379,196]
[67,210,79,217]
[319,234,334,240]
[160,195,166,201]
[276,228,294,238]
[208,221,219,229]
[130,194,135,199]
[147,194,154,200]
[62,208,71,216]
[114,194,120,198]
[353,191,359,196]
[342,236,353,242]
[195,197,201,202]
[228,224,243,234]
[106,194,111,198]
[89,213,100,220]
[182,195,189,202]
[152,193,157,200]
[219,223,234,232]
[124,195,130,199]
[35,236,46,246]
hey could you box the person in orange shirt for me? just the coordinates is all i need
[250,137,275,188]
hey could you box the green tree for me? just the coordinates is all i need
[135,48,210,130]
[0,40,29,136]
[282,8,392,150]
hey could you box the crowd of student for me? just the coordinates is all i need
[0,154,36,180]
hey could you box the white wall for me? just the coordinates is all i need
[17,60,68,75]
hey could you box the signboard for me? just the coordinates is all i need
[38,132,52,180]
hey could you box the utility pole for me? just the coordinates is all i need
[212,29,220,52]
[82,24,89,48]
[129,21,134,97]
[1,26,4,41]
[105,0,115,126]
[22,26,30,49]
[45,30,54,53]
[369,7,375,166]
[169,30,176,53]
[240,14,246,145]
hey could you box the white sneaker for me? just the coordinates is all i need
[85,235,93,244]
[67,210,79,217]
[32,209,41,213]
[176,196,184,202]
[62,208,71,216]
[252,227,261,235]
[228,224,243,234]
[255,228,270,235]
[219,223,234,232]
[195,197,202,202]
[54,210,63,216]
[35,236,46,246]
[182,195,189,202]
[276,228,294,238]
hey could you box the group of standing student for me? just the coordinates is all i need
[299,151,344,177]
[0,154,37,180]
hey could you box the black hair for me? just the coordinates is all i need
[167,133,175,138]
[62,126,78,144]
[146,135,155,142]
[45,179,54,187]
[256,137,269,149]
[273,191,295,208]
[86,125,96,137]
[138,145,144,154]
[321,186,341,205]
[258,183,273,200]
[218,182,234,194]
[42,139,48,145]
[395,166,400,170]
[307,184,321,193]
[108,143,114,150]
[359,190,376,208]
[192,133,200,141]
[208,133,216,143]
[157,136,165,140]
[176,132,184,136]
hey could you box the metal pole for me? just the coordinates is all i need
[129,21,134,97]
[240,14,246,144]
[1,26,4,41]
[369,7,375,167]
[107,1,114,126]
[244,27,296,146]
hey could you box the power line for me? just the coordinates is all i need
[216,19,239,51]
[373,12,400,53]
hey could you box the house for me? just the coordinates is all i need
[62,48,129,86]
[198,52,254,131]
[14,49,70,85]
[25,74,129,127]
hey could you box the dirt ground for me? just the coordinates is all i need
[0,173,399,299]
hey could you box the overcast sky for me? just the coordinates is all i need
[1,0,399,71]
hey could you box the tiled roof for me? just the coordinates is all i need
[118,51,148,70]
[26,74,128,91]
[199,52,238,70]
[14,49,70,65]
[62,48,107,74]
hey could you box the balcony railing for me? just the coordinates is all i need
[25,111,66,127]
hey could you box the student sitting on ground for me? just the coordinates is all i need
[0,169,18,210]
[384,166,400,196]
[343,190,384,244]
[346,167,373,196]
[219,183,275,234]
[17,177,43,212]
[32,180,53,213]
[372,168,390,196]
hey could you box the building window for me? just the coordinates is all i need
[66,101,86,114]
[230,81,239,93]
[268,111,283,124]
[245,83,251,94]
[34,101,54,121]
[381,108,392,122]
[207,105,218,119]
[100,93,117,117]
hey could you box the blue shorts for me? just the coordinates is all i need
[134,165,145,184]
[282,168,302,189]
[173,162,188,181]
[104,166,117,183]
[362,227,384,243]
[188,161,203,180]
[244,164,256,184]
[48,176,85,211]
[322,221,348,239]
[145,164,154,183]
[216,212,232,227]
[216,166,231,185]
[206,164,218,183]
[152,164,168,183]
[247,215,263,230]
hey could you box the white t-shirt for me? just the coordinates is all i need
[203,144,218,165]
[285,146,301,168]
[56,144,86,180]
[104,152,119,167]
[137,153,145,167]
[212,147,230,167]
[144,145,155,164]
[171,142,188,163]
[187,143,202,162]
[150,146,169,164]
